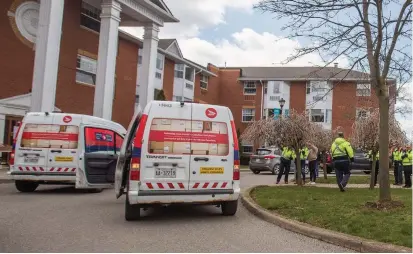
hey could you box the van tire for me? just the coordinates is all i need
[252,170,260,174]
[221,200,238,216]
[125,196,141,221]
[15,181,39,193]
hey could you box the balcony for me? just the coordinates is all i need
[244,95,255,101]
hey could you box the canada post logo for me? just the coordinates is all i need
[63,116,72,123]
[206,108,217,118]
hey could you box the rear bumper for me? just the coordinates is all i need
[128,187,240,205]
[7,171,75,182]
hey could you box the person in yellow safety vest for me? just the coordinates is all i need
[276,147,296,184]
[367,150,379,186]
[330,132,354,192]
[392,146,403,185]
[297,147,309,184]
[401,146,412,188]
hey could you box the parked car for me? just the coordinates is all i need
[322,149,371,174]
[249,147,309,175]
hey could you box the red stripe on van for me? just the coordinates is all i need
[22,132,78,141]
[149,130,229,144]
[146,183,154,189]
[178,183,185,189]
[157,183,164,189]
[202,182,209,188]
[167,183,174,189]
[212,182,218,188]
[221,182,227,188]
[26,167,30,171]
[193,183,199,189]
[39,167,44,171]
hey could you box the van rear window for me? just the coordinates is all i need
[84,127,123,154]
[148,118,229,156]
[21,124,79,149]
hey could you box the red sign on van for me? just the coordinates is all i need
[205,108,217,118]
[63,116,72,123]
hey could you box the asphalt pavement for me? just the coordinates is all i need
[0,171,350,252]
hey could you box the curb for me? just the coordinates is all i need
[241,186,412,253]
[0,179,13,184]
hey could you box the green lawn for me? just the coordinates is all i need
[316,175,370,184]
[251,186,412,247]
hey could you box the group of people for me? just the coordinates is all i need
[275,143,319,185]
[274,132,412,191]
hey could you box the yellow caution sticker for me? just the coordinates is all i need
[200,167,224,174]
[55,156,74,162]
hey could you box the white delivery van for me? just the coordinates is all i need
[113,101,241,220]
[8,112,126,193]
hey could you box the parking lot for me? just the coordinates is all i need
[0,171,350,252]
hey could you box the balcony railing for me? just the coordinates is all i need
[244,95,255,101]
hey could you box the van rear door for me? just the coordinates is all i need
[14,114,53,173]
[46,115,81,174]
[188,104,233,190]
[75,125,124,189]
[140,102,192,191]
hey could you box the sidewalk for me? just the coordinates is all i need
[270,182,405,189]
[0,166,11,184]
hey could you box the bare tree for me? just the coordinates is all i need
[241,110,317,185]
[255,0,412,202]
[351,109,409,189]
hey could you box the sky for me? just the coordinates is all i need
[120,0,412,138]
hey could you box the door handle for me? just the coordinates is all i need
[194,157,209,162]
[50,150,62,153]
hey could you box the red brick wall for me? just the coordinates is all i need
[289,81,306,114]
[0,0,35,99]
[193,63,220,104]
[162,58,174,101]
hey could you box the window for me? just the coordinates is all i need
[256,149,271,155]
[242,108,255,122]
[311,81,329,93]
[185,66,194,81]
[156,56,163,70]
[76,55,97,85]
[185,83,193,90]
[174,64,184,78]
[273,82,281,93]
[184,97,192,102]
[148,118,229,156]
[269,96,281,101]
[242,145,253,154]
[21,124,79,149]
[306,83,311,94]
[138,55,142,65]
[80,1,101,33]
[200,75,208,90]
[84,127,123,154]
[326,109,332,123]
[313,95,325,102]
[155,72,162,79]
[135,95,139,103]
[244,82,256,95]
[264,84,267,94]
[174,96,183,101]
[357,83,371,96]
[311,109,325,123]
[356,108,370,120]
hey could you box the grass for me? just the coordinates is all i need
[251,186,412,248]
[316,175,370,184]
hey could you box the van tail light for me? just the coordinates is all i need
[129,114,148,182]
[130,157,140,181]
[9,122,21,166]
[230,120,240,180]
[264,155,276,159]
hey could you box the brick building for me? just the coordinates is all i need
[0,0,396,160]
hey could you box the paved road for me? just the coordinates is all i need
[0,172,349,252]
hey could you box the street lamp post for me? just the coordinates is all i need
[279,98,286,116]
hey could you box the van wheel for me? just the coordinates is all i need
[221,200,238,216]
[125,196,141,221]
[252,170,260,174]
[15,181,39,193]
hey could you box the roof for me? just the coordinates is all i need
[235,66,395,82]
[145,0,178,23]
[158,39,175,50]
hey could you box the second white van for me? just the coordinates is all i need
[8,112,126,193]
[113,101,241,220]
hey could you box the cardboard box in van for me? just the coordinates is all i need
[170,120,186,132]
[163,142,173,154]
[219,123,228,134]
[191,121,203,133]
[192,150,208,155]
[173,142,190,154]
[191,143,209,151]
[208,143,218,155]
[218,144,229,156]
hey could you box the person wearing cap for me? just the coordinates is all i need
[401,146,412,188]
[276,146,296,184]
[330,132,354,192]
